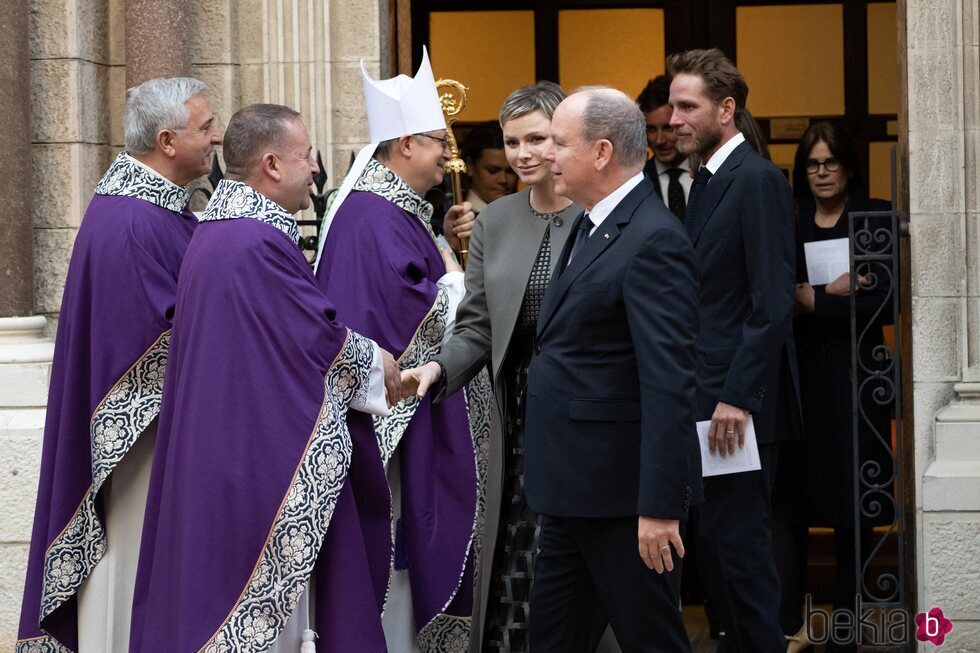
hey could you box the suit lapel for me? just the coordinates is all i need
[687,141,750,245]
[537,180,654,337]
[536,210,585,336]
[645,159,663,200]
[493,207,554,348]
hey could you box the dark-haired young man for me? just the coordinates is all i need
[637,74,693,221]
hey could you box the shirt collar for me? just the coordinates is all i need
[587,171,646,229]
[655,157,693,177]
[703,132,746,175]
[199,179,300,246]
[354,158,435,238]
[464,189,489,214]
[94,152,191,212]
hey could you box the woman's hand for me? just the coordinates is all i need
[443,202,475,252]
[825,272,870,296]
[795,282,815,314]
[400,362,444,400]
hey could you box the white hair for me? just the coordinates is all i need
[124,77,210,154]
[576,86,648,168]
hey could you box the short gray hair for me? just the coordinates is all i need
[499,81,566,126]
[222,104,301,176]
[577,87,647,168]
[373,133,430,162]
[124,77,210,154]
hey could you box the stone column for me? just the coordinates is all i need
[0,4,54,647]
[126,0,192,87]
[236,0,382,233]
[910,0,980,646]
[0,0,34,318]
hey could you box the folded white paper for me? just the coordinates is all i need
[804,237,849,286]
[697,415,761,477]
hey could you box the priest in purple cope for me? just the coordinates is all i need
[313,49,490,652]
[128,103,402,653]
[16,77,221,653]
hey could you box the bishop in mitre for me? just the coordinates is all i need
[312,49,491,652]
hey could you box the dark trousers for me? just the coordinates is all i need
[697,443,785,653]
[529,515,691,653]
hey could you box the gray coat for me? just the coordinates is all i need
[433,188,580,649]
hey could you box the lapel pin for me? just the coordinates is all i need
[603,233,610,239]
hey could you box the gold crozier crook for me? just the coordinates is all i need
[435,78,469,268]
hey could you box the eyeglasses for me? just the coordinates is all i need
[805,157,842,174]
[416,133,450,149]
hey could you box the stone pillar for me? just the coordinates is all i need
[909,0,980,647]
[126,0,192,87]
[236,0,382,231]
[0,3,50,649]
[0,0,34,318]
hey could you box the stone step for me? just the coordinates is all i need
[0,362,52,408]
[0,426,43,542]
[934,407,980,462]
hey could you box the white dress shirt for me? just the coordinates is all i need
[703,132,746,175]
[654,158,694,203]
[586,171,647,235]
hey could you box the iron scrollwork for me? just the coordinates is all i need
[848,206,907,648]
[193,151,336,261]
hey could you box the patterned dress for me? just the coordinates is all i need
[483,202,558,652]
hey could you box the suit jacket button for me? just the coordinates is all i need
[535,345,542,354]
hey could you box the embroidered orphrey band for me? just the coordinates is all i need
[199,331,375,653]
[38,331,170,629]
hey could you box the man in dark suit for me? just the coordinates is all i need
[667,49,800,653]
[637,75,693,221]
[523,87,701,652]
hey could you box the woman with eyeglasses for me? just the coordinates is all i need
[776,122,894,653]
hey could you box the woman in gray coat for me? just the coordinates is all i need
[404,82,607,652]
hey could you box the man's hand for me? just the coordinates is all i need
[826,272,870,297]
[443,202,475,252]
[795,282,815,314]
[380,348,401,407]
[638,517,684,573]
[400,361,443,400]
[708,401,750,457]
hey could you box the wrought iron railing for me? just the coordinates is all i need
[194,151,338,260]
[848,201,908,650]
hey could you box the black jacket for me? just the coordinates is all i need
[524,177,702,519]
[686,140,800,444]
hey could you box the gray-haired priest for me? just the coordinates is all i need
[17,77,221,652]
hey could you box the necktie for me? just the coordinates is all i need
[685,166,713,228]
[665,167,686,221]
[567,212,593,266]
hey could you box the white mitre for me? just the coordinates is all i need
[362,47,446,142]
[314,47,445,271]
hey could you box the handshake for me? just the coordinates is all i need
[380,352,444,407]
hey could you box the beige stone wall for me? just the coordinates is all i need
[2,0,384,646]
[909,0,980,649]
[31,0,123,327]
[227,0,386,224]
